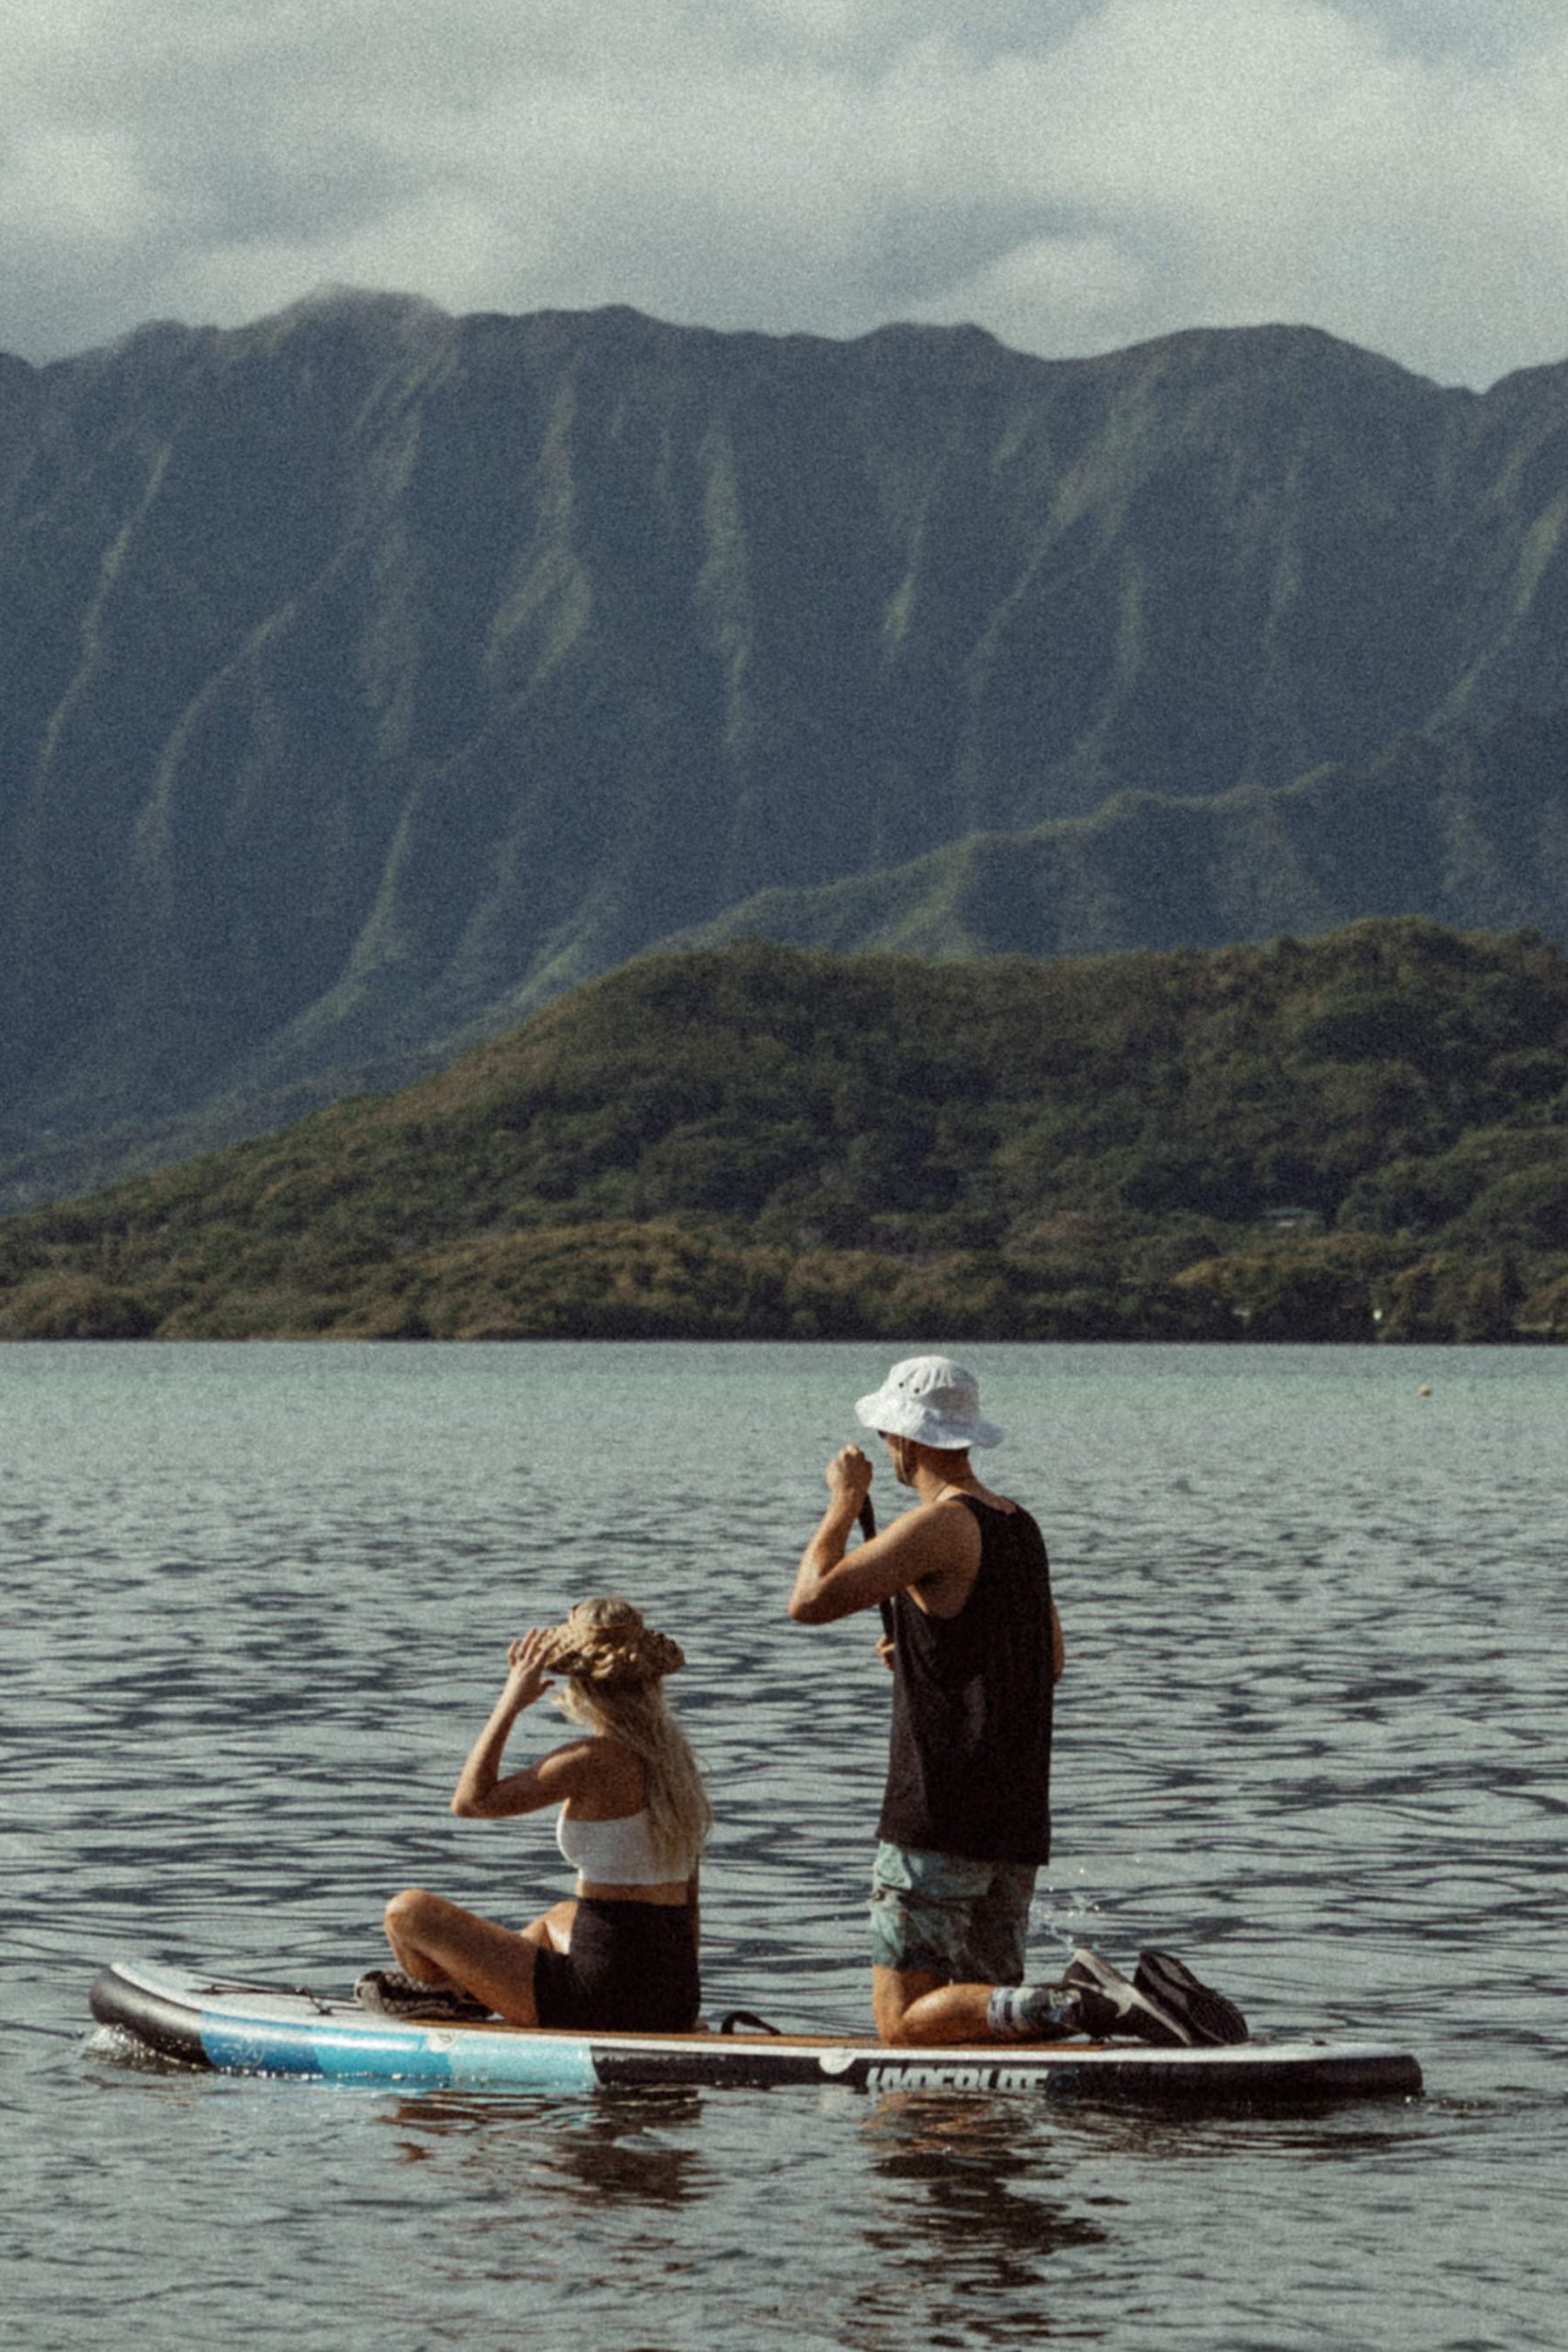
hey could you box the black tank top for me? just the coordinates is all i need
[877,1496,1054,1865]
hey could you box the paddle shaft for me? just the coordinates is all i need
[857,1495,894,1640]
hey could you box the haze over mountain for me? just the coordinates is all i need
[3,291,1567,1208]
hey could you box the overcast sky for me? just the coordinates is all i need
[6,0,1566,387]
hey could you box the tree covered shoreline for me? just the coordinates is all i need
[4,920,1567,1344]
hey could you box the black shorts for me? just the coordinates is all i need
[533,1898,700,2032]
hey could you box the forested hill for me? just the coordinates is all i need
[4,920,1566,1344]
[4,292,1568,1209]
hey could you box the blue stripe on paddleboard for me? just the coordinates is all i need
[198,2010,600,2092]
[446,2033,598,2094]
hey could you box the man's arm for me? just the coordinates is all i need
[788,1445,978,1624]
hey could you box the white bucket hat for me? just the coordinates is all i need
[854,1355,1003,1451]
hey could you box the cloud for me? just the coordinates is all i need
[2,0,1566,385]
[898,0,1568,381]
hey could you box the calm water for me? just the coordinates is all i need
[4,1340,1564,2351]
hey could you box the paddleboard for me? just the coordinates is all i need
[89,1959,1422,2110]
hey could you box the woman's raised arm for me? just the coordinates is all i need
[451,1629,593,1817]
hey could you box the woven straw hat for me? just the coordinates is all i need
[542,1598,684,1687]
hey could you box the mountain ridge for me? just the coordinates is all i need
[3,293,1568,1208]
[661,706,1568,961]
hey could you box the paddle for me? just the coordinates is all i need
[857,1493,894,1643]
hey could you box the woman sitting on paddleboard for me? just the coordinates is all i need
[357,1597,711,2030]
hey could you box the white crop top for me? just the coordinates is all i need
[556,1806,676,1885]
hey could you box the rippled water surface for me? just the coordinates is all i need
[5,1341,1564,2350]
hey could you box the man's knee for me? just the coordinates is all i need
[873,1966,939,2044]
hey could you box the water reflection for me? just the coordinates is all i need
[837,2096,1109,2344]
[381,2086,708,2209]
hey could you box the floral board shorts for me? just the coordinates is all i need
[868,1840,1038,1982]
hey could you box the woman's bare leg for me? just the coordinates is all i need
[383,1888,544,2024]
[519,1896,577,1955]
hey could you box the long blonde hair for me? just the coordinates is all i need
[549,1598,712,1873]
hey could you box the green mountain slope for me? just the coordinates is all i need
[4,922,1565,1343]
[5,295,1568,1206]
[664,707,1568,960]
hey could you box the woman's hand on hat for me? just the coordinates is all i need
[825,1443,874,1505]
[502,1628,557,1712]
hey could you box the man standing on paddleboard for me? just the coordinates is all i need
[788,1355,1246,2050]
